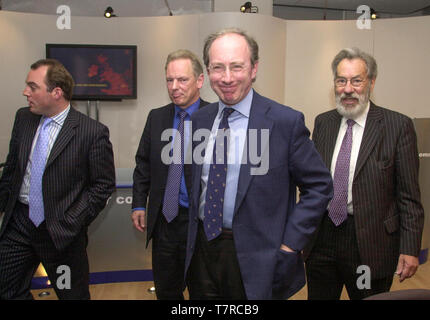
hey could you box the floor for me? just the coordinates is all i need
[31,261,430,300]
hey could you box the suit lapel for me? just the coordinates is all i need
[19,111,41,172]
[45,107,79,168]
[184,100,208,192]
[234,91,273,214]
[192,103,218,209]
[159,104,175,183]
[354,102,383,179]
[322,111,342,168]
[163,103,175,135]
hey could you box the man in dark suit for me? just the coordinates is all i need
[185,28,333,300]
[131,49,208,299]
[0,59,115,299]
[305,47,424,300]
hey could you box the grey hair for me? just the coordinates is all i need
[202,27,259,68]
[331,47,378,80]
[165,49,204,79]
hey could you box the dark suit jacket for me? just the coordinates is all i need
[0,106,116,251]
[185,91,333,299]
[305,101,424,279]
[132,99,209,246]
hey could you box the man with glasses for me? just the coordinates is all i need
[184,28,333,300]
[304,47,424,300]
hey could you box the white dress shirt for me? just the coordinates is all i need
[19,105,71,204]
[330,103,369,214]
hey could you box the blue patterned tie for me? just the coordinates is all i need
[29,117,53,227]
[162,110,187,222]
[204,107,235,240]
[329,119,355,226]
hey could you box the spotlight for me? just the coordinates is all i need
[104,6,116,18]
[240,2,252,13]
[370,8,378,19]
[240,2,258,13]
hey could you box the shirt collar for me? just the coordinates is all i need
[174,98,200,117]
[342,101,370,129]
[43,104,71,126]
[218,88,253,118]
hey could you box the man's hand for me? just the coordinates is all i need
[131,209,146,232]
[395,254,419,282]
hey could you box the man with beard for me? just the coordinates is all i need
[304,47,424,300]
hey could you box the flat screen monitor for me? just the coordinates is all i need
[46,44,137,101]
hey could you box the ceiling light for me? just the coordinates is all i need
[240,2,258,13]
[104,6,116,18]
[370,8,378,19]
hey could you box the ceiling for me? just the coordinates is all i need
[273,0,430,15]
[1,0,212,17]
[1,0,429,17]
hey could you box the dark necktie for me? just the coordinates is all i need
[204,107,235,240]
[162,110,187,222]
[29,117,52,227]
[329,119,355,226]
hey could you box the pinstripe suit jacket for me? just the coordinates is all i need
[0,106,115,251]
[306,101,424,279]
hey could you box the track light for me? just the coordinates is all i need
[240,2,258,13]
[370,8,378,19]
[104,6,116,18]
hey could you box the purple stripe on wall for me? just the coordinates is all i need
[31,269,153,290]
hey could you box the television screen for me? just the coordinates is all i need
[46,44,137,101]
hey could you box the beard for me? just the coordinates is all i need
[335,85,371,119]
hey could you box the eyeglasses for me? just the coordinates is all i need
[208,63,247,76]
[334,77,366,88]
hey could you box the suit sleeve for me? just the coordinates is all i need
[0,109,21,211]
[395,117,424,256]
[83,124,116,225]
[283,113,333,251]
[132,110,152,209]
[311,115,322,149]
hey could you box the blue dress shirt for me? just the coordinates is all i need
[199,90,252,229]
[133,98,200,212]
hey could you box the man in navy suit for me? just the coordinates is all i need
[185,28,333,300]
[132,49,208,299]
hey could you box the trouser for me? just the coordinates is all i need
[306,213,393,300]
[151,206,189,300]
[187,221,247,300]
[0,201,90,300]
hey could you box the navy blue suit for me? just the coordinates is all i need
[185,91,333,299]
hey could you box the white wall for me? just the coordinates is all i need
[1,11,429,167]
[284,16,430,132]
[0,11,285,168]
[284,19,374,130]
